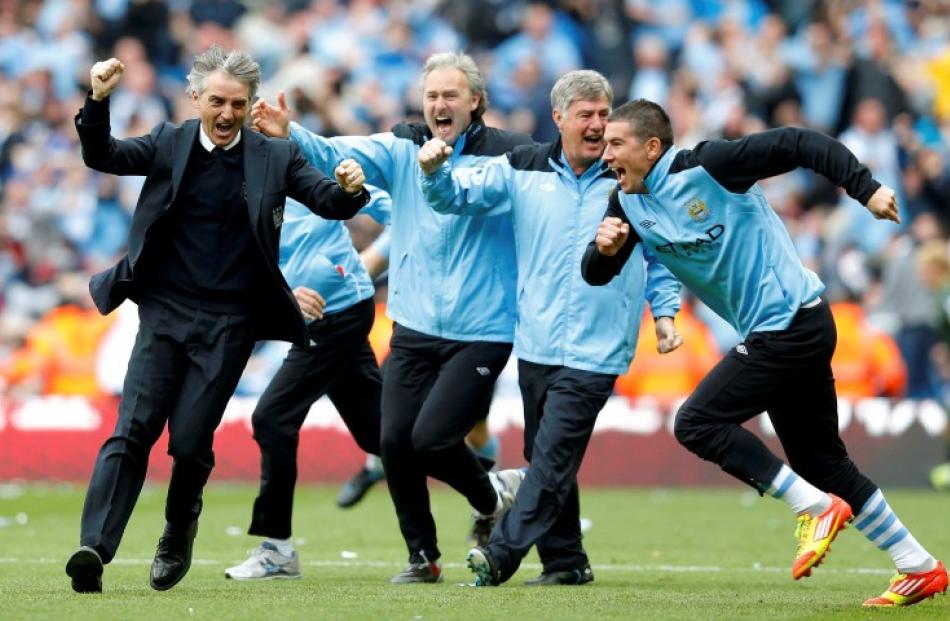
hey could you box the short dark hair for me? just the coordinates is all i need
[608,99,673,149]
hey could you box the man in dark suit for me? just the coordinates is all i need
[65,46,370,594]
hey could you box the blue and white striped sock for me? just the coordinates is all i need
[854,490,936,574]
[766,464,830,516]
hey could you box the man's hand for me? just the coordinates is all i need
[595,217,630,257]
[418,138,453,175]
[251,90,291,138]
[90,58,125,101]
[655,316,683,354]
[335,159,365,195]
[294,286,326,322]
[866,185,900,224]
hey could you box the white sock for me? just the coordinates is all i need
[265,537,294,557]
[490,471,504,515]
[854,490,936,574]
[476,471,504,518]
[766,464,831,516]
[365,454,382,473]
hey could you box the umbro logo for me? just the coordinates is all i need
[475,367,491,376]
[639,220,656,229]
[736,344,748,355]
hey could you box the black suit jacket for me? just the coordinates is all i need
[75,99,369,346]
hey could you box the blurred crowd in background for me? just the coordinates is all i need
[1,0,949,408]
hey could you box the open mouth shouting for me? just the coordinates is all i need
[583,133,604,148]
[213,119,235,142]
[434,115,454,140]
[611,164,627,185]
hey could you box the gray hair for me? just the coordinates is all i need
[550,70,613,114]
[186,45,262,100]
[421,51,488,118]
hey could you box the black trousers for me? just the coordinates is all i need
[380,324,511,562]
[488,360,616,583]
[674,300,878,511]
[248,299,381,539]
[79,296,257,563]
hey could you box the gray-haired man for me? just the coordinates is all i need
[65,45,370,593]
[418,70,683,586]
[252,51,532,584]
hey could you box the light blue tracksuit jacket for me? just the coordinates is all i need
[289,118,533,342]
[586,128,884,339]
[421,140,681,375]
[279,188,390,317]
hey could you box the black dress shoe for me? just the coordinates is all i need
[525,564,594,586]
[66,546,103,593]
[150,521,198,591]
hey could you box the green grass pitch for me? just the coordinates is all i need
[0,484,947,620]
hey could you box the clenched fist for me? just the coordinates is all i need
[90,58,125,101]
[595,216,630,257]
[865,185,900,224]
[335,159,365,195]
[294,286,326,322]
[418,138,453,175]
[655,316,684,354]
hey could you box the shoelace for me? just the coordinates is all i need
[794,514,813,555]
[244,547,287,571]
[156,536,178,556]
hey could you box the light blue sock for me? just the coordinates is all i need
[854,490,935,574]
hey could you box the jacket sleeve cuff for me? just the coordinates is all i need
[81,92,110,124]
[346,186,371,207]
[855,178,882,206]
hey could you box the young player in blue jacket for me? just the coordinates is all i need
[583,99,947,607]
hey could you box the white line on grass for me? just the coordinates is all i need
[0,557,893,575]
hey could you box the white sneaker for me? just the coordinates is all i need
[476,468,526,519]
[224,542,301,581]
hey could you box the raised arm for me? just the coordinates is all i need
[286,143,369,220]
[688,127,880,202]
[418,138,514,217]
[291,124,404,191]
[252,91,400,190]
[581,189,641,285]
[689,127,900,223]
[74,58,159,175]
